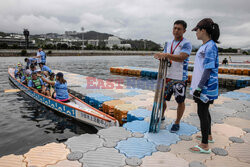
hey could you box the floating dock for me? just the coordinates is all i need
[188,64,250,76]
[1,70,250,167]
[110,66,250,88]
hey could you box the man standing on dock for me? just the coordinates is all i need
[154,20,192,132]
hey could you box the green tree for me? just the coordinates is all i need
[61,43,68,50]
[85,44,94,50]
[20,49,27,56]
[57,43,62,50]
[98,40,107,50]
[112,44,119,50]
[242,51,249,55]
[44,44,55,49]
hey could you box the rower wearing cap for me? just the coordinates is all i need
[35,68,44,77]
[14,62,25,79]
[41,72,69,103]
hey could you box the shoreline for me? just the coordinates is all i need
[0,49,246,57]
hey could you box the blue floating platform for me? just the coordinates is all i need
[123,120,149,133]
[141,71,147,77]
[115,137,156,158]
[144,130,180,146]
[85,93,104,104]
[166,122,199,136]
[127,109,152,122]
[93,96,114,109]
[150,72,158,79]
[125,91,140,97]
[236,80,249,88]
[221,91,250,101]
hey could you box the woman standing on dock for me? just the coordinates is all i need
[189,18,220,154]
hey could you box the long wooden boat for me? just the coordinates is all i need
[8,68,119,129]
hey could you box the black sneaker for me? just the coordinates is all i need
[161,116,165,121]
[170,124,180,133]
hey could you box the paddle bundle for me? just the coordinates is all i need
[149,59,169,133]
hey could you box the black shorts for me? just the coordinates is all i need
[164,78,187,103]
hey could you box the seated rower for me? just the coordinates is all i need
[21,69,32,85]
[36,69,46,78]
[14,62,25,79]
[41,72,69,103]
[39,63,52,76]
[28,72,49,95]
[30,64,37,74]
[48,73,55,96]
[41,72,55,97]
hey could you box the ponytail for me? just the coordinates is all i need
[211,23,220,44]
[194,18,221,44]
[57,76,67,84]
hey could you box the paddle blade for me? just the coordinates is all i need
[4,89,21,93]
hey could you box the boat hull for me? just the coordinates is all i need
[8,68,119,129]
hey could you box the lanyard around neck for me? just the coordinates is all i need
[171,38,183,54]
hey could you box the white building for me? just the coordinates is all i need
[118,44,131,49]
[88,40,99,46]
[237,49,242,54]
[106,36,121,48]
[10,34,25,39]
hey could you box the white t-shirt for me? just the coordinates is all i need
[163,38,192,81]
[190,40,219,100]
[36,51,41,63]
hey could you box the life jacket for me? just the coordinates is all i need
[32,79,42,89]
[26,76,32,81]
[19,68,24,77]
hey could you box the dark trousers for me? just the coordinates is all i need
[196,99,212,144]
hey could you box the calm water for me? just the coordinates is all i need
[0,55,248,157]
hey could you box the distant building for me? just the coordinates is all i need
[0,37,35,47]
[88,40,99,46]
[10,33,25,39]
[44,33,60,39]
[106,36,121,48]
[38,37,46,41]
[118,44,131,49]
[106,36,131,49]
[65,31,78,36]
[237,48,242,54]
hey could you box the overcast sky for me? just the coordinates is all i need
[0,0,249,48]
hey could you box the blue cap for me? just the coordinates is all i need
[56,72,63,77]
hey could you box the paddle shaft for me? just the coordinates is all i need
[149,59,168,132]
